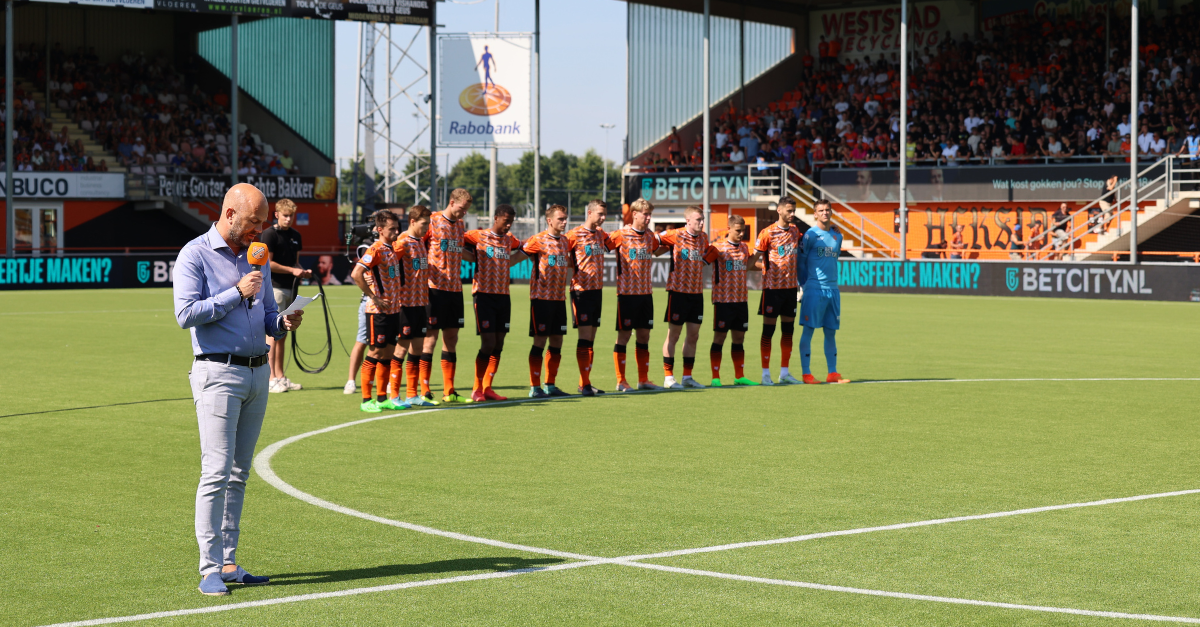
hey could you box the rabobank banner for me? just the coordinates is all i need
[437,34,533,148]
[837,260,1200,301]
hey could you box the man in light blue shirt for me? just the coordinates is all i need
[174,183,303,596]
[796,199,848,384]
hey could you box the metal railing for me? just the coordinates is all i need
[775,163,901,258]
[1029,156,1177,260]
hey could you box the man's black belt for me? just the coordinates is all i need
[195,353,269,368]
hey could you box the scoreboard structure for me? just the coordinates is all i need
[33,0,431,24]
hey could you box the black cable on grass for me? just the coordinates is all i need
[288,278,354,376]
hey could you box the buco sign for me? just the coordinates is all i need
[0,173,125,198]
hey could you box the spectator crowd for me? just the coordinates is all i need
[2,42,300,177]
[640,5,1200,174]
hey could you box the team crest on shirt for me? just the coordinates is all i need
[672,313,680,321]
[402,326,411,335]
[538,323,546,331]
[430,316,438,325]
[766,305,774,313]
[718,320,726,329]
[623,318,632,326]
[581,313,588,321]
[482,320,490,329]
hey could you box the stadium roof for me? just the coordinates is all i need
[616,0,899,29]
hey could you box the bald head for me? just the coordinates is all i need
[217,183,270,253]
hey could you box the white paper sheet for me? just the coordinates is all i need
[280,293,322,316]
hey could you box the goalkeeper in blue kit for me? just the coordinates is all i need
[797,200,849,384]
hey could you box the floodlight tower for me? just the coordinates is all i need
[355,21,435,218]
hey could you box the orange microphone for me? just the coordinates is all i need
[247,242,269,308]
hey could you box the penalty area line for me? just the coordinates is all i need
[621,488,1200,561]
[622,561,1200,624]
[32,561,603,627]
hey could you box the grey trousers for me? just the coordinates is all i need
[189,359,270,576]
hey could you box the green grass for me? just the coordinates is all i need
[2,285,1199,626]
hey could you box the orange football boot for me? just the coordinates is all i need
[826,373,850,384]
[802,374,820,384]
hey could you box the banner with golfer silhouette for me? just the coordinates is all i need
[437,33,533,148]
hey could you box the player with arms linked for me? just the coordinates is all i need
[798,199,849,384]
[422,188,476,404]
[709,214,759,387]
[523,204,574,398]
[464,204,527,402]
[565,199,615,396]
[658,205,719,389]
[351,210,407,412]
[750,197,802,386]
[394,206,437,406]
[610,198,667,392]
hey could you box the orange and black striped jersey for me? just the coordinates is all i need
[660,228,718,294]
[611,226,660,296]
[394,235,430,307]
[523,230,571,301]
[711,238,750,303]
[358,240,403,314]
[464,229,521,295]
[565,226,614,292]
[755,223,800,289]
[423,211,466,292]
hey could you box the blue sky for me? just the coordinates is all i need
[332,0,627,172]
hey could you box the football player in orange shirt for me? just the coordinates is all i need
[658,206,719,389]
[749,197,802,386]
[463,204,527,402]
[610,198,669,392]
[522,204,574,398]
[350,210,405,412]
[421,188,476,404]
[709,214,759,387]
[564,199,615,396]
[394,206,436,406]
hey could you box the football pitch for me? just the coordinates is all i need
[3,285,1200,626]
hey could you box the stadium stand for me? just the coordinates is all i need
[636,6,1200,174]
[4,42,297,181]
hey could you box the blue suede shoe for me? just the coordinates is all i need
[198,573,230,596]
[220,565,270,585]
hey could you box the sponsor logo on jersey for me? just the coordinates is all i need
[545,254,567,267]
[776,244,796,257]
[582,243,604,257]
[627,247,652,261]
[485,245,510,260]
[411,258,428,270]
[439,239,464,253]
[725,259,746,271]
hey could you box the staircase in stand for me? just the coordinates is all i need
[751,163,900,258]
[1034,156,1199,261]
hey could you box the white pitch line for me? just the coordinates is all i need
[38,381,1200,627]
[33,561,603,627]
[254,404,605,562]
[620,489,1200,561]
[621,562,1200,624]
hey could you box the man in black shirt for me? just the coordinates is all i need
[261,198,310,393]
